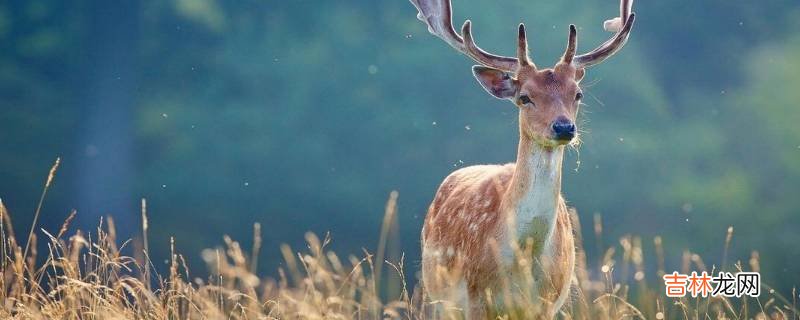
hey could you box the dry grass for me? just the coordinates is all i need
[0,160,797,319]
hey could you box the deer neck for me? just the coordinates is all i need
[502,135,564,251]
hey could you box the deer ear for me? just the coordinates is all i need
[472,66,518,100]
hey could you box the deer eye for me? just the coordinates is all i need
[518,95,533,105]
[575,92,584,101]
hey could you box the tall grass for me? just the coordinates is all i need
[0,161,797,319]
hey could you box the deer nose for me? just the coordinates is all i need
[551,118,576,141]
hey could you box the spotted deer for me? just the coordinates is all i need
[409,0,636,318]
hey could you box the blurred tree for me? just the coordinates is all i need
[75,0,140,237]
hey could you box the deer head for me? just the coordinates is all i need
[410,0,635,147]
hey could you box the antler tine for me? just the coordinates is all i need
[461,21,520,72]
[516,24,533,68]
[620,0,632,26]
[561,25,577,65]
[409,0,519,72]
[572,0,636,68]
[408,0,461,54]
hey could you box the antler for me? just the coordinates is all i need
[409,0,522,72]
[409,0,635,71]
[572,0,636,68]
[561,25,577,64]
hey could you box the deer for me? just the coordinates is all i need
[408,0,636,318]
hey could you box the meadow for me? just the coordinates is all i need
[0,160,796,320]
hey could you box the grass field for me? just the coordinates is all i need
[1,160,797,319]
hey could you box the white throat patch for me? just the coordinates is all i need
[511,147,563,254]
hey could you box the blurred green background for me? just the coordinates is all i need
[1,0,799,292]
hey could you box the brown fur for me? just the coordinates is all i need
[421,65,581,319]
